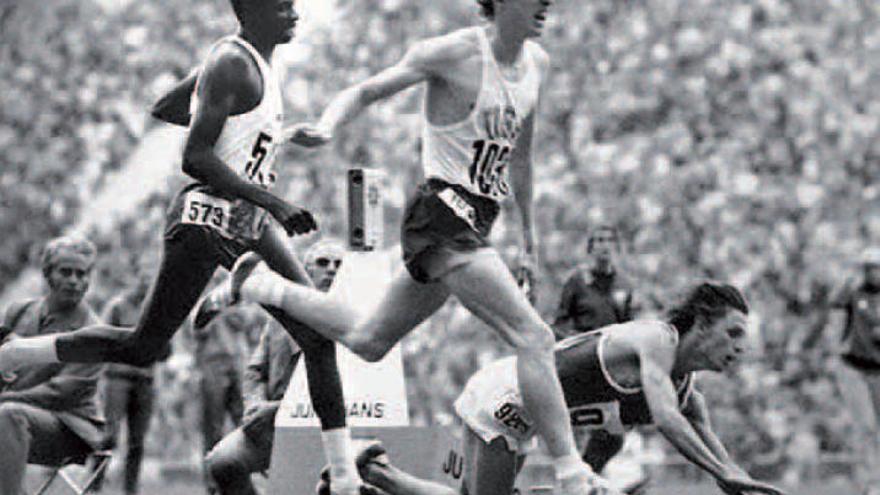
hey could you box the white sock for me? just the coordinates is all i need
[240,271,287,308]
[555,453,594,481]
[13,335,59,366]
[322,428,359,485]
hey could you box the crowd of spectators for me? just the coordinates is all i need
[2,0,880,483]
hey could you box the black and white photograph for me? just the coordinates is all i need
[1,1,878,494]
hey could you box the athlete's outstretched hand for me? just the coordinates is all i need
[717,472,786,495]
[269,200,318,236]
[286,122,332,148]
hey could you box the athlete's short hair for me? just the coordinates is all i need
[41,234,97,278]
[667,281,748,336]
[477,0,494,19]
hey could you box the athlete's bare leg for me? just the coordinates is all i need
[0,226,218,370]
[237,262,451,361]
[363,454,458,495]
[253,226,360,495]
[360,427,520,495]
[234,248,602,493]
[439,249,591,490]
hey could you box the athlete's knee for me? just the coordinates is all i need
[347,334,392,363]
[205,449,247,486]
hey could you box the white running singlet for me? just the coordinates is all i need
[421,27,542,201]
[190,35,284,189]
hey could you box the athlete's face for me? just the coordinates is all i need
[46,255,92,309]
[496,0,553,38]
[306,253,343,292]
[695,309,748,373]
[255,0,299,44]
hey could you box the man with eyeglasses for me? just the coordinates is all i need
[204,239,346,495]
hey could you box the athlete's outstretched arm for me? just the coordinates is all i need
[640,356,730,480]
[638,339,785,495]
[681,389,738,470]
[289,36,464,146]
[183,47,315,236]
[150,69,198,126]
[681,389,787,495]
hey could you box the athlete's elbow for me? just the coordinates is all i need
[356,83,387,108]
[652,409,682,432]
[181,148,206,179]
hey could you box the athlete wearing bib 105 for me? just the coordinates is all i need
[402,26,541,283]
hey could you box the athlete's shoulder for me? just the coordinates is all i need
[406,27,481,67]
[201,38,261,90]
[524,39,550,73]
[616,320,679,353]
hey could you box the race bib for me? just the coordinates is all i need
[491,392,534,436]
[569,401,626,434]
[437,188,479,232]
[181,191,232,235]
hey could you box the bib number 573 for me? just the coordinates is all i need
[181,191,232,234]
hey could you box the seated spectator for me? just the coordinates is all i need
[0,235,105,494]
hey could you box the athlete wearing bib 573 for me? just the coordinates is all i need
[0,2,364,494]
[201,1,610,493]
[332,283,787,495]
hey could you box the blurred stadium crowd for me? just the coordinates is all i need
[2,0,879,486]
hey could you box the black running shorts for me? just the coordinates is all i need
[401,179,500,283]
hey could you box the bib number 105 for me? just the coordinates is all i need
[469,139,510,196]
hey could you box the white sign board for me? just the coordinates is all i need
[275,248,409,427]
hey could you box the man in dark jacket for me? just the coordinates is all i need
[554,225,637,340]
[0,235,105,494]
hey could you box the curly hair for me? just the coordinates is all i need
[667,281,749,336]
[477,0,494,19]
